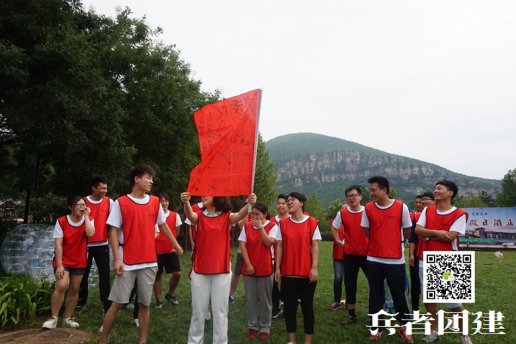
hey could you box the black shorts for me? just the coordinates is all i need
[233,252,243,275]
[157,253,181,274]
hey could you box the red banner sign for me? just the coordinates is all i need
[187,89,261,196]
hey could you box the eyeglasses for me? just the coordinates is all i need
[75,204,87,208]
[346,194,360,199]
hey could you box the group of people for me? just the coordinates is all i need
[40,165,472,344]
[329,176,472,344]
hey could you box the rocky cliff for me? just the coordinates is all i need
[266,133,500,206]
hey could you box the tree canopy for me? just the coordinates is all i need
[1,0,277,220]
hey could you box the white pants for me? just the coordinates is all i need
[188,271,232,344]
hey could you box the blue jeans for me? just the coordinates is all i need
[333,259,345,303]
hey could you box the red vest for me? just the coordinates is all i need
[84,196,110,244]
[53,216,88,269]
[341,207,369,256]
[118,195,160,265]
[332,224,345,260]
[365,200,404,259]
[241,221,275,276]
[193,210,231,274]
[417,206,467,260]
[155,211,179,254]
[279,216,318,277]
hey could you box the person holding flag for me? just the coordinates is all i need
[181,192,257,344]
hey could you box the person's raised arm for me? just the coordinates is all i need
[181,192,198,224]
[84,207,95,237]
[229,193,257,224]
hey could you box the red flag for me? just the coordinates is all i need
[187,89,261,196]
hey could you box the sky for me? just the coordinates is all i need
[82,0,516,180]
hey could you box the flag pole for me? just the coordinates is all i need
[251,89,262,193]
[249,89,262,212]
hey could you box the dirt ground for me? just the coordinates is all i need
[0,328,94,344]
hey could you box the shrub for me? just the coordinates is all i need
[0,274,54,327]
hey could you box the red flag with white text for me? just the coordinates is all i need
[187,89,261,196]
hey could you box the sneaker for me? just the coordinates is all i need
[42,316,58,329]
[272,309,283,319]
[247,329,258,340]
[422,330,439,343]
[155,301,163,309]
[229,295,235,304]
[63,317,80,328]
[398,327,414,343]
[369,330,385,340]
[342,315,357,325]
[165,293,179,305]
[459,335,473,344]
[133,318,140,327]
[258,332,270,341]
[329,302,342,311]
[340,299,346,305]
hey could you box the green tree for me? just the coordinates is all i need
[454,195,488,208]
[325,199,343,222]
[496,169,516,207]
[253,133,276,207]
[1,1,216,218]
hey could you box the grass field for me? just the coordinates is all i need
[28,242,516,343]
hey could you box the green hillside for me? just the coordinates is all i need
[266,133,501,207]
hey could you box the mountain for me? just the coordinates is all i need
[266,133,501,207]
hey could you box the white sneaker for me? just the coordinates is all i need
[459,335,473,344]
[42,316,58,329]
[62,317,79,328]
[133,318,140,327]
[422,330,439,343]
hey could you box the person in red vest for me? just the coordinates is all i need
[100,165,183,344]
[331,185,368,324]
[408,192,433,313]
[42,196,95,329]
[329,220,345,311]
[181,191,257,344]
[361,176,414,342]
[239,202,278,340]
[153,192,183,308]
[77,177,113,315]
[415,180,471,344]
[271,194,288,319]
[274,192,321,344]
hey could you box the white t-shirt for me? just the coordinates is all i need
[361,200,412,265]
[238,220,279,257]
[331,206,364,229]
[53,215,92,238]
[165,210,183,227]
[417,206,466,263]
[274,215,322,241]
[107,194,166,271]
[85,195,114,247]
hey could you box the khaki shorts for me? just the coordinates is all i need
[109,267,157,307]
